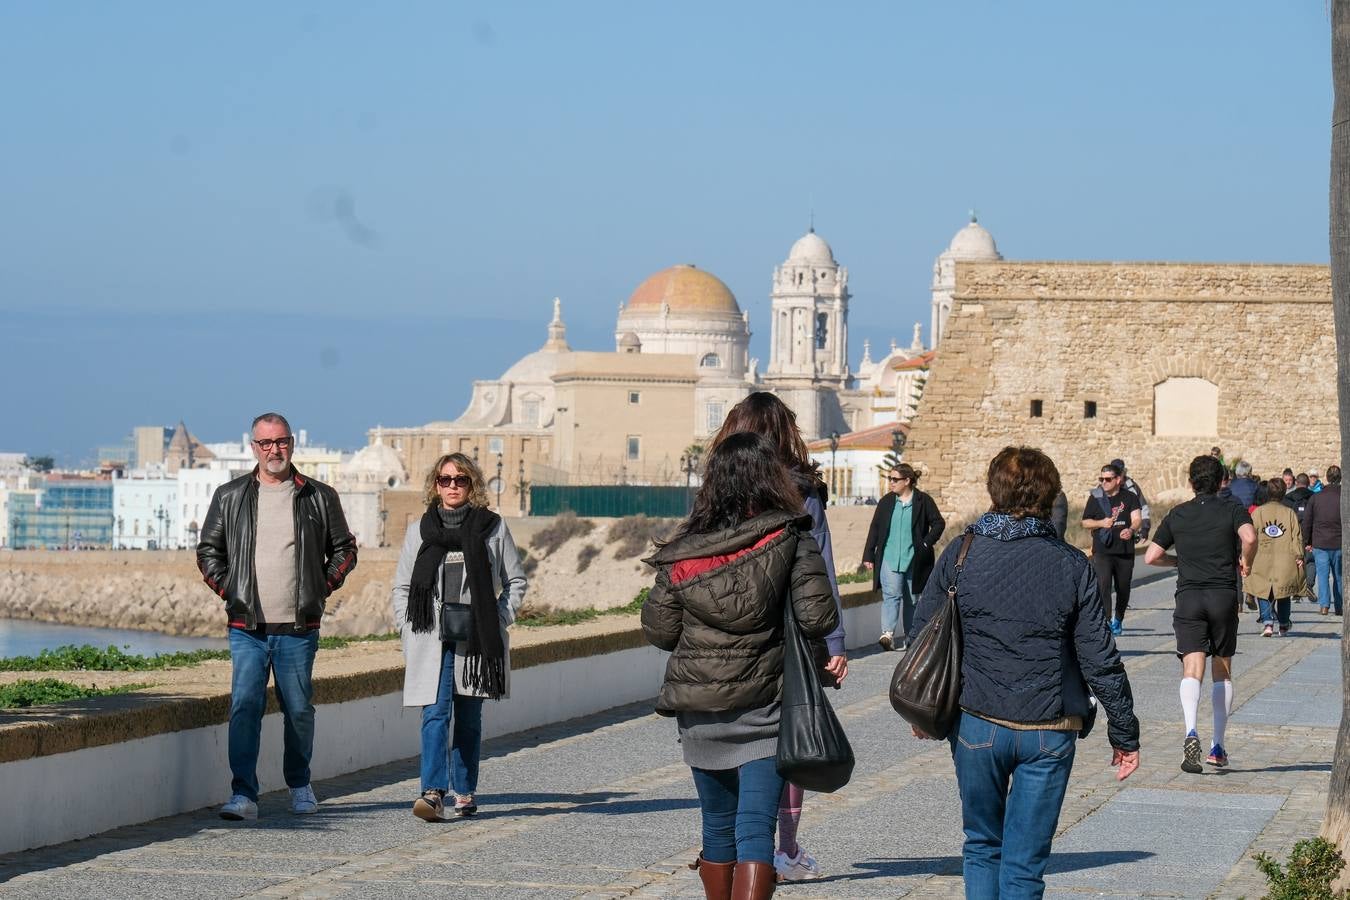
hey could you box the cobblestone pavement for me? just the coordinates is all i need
[0,571,1341,899]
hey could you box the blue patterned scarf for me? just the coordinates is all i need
[969,512,1058,541]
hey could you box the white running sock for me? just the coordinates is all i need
[1180,677,1201,735]
[1212,680,1233,747]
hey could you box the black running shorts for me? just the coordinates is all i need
[1173,588,1241,658]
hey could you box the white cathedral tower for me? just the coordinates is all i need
[931,212,1002,346]
[763,228,852,439]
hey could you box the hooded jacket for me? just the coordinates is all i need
[641,509,839,716]
[910,514,1140,752]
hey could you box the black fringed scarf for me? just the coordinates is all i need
[407,503,506,699]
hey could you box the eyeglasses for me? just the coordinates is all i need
[436,474,472,489]
[253,437,294,451]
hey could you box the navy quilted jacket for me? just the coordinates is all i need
[909,514,1140,752]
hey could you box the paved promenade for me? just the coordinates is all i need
[0,570,1341,899]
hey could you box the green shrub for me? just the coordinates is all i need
[0,678,149,709]
[516,586,649,628]
[1255,837,1347,899]
[837,569,872,585]
[0,644,230,672]
[1,634,398,672]
[530,511,594,558]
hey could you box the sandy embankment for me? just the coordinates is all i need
[0,508,879,639]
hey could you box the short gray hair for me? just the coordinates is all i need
[1234,460,1252,477]
[251,412,292,435]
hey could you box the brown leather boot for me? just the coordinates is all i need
[689,854,734,900]
[731,861,776,899]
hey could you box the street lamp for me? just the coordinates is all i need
[379,508,389,547]
[828,431,840,500]
[155,505,169,551]
[116,516,124,550]
[680,452,699,514]
[495,453,503,510]
[517,457,527,515]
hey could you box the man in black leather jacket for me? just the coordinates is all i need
[196,412,356,821]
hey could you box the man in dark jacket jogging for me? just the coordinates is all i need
[197,412,357,821]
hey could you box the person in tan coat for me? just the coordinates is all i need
[1245,479,1305,637]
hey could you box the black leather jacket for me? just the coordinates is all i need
[196,467,357,629]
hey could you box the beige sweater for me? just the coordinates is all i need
[254,479,297,625]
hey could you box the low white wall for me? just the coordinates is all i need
[3,597,880,855]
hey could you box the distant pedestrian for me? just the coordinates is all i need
[1145,455,1256,773]
[1227,461,1259,508]
[1083,462,1142,635]
[197,412,358,821]
[391,452,528,822]
[643,432,840,899]
[1246,479,1303,637]
[1309,468,1324,493]
[707,391,848,882]
[1282,469,1296,491]
[1301,465,1343,616]
[862,464,946,651]
[911,446,1140,899]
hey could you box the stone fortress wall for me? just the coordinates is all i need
[904,260,1339,518]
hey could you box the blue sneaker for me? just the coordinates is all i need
[1109,619,1122,636]
[1182,730,1203,774]
[1207,744,1228,767]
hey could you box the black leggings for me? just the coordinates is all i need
[1093,553,1136,623]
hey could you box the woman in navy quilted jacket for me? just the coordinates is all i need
[909,446,1141,900]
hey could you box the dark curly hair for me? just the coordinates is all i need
[679,431,804,536]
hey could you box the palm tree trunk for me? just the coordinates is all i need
[1322,2,1350,878]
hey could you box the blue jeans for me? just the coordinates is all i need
[948,712,1075,900]
[1313,548,1343,614]
[227,627,319,802]
[690,757,785,864]
[420,643,484,795]
[1257,596,1292,628]
[879,565,915,637]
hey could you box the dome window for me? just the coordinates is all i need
[700,353,721,368]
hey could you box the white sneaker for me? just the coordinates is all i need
[773,847,822,881]
[289,784,319,815]
[219,795,258,821]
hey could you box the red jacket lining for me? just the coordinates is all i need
[669,529,784,585]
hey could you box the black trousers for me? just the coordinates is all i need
[1093,553,1135,623]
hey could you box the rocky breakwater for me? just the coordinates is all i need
[0,549,399,638]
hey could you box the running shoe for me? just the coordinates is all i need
[1207,744,1229,767]
[878,632,894,651]
[773,847,822,881]
[453,793,478,817]
[1182,731,1203,774]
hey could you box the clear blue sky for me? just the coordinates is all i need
[0,1,1331,464]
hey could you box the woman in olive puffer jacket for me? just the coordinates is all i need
[643,432,838,900]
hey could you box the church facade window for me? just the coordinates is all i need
[488,437,504,455]
[705,401,725,434]
[1084,401,1097,419]
[626,436,641,460]
[1154,377,1219,436]
[520,397,541,425]
[700,353,720,368]
[628,391,641,404]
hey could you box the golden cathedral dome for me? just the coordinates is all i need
[625,264,740,315]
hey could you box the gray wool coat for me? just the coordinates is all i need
[390,514,529,706]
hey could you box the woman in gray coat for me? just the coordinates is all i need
[390,452,528,821]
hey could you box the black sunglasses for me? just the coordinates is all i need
[436,474,472,489]
[888,476,908,483]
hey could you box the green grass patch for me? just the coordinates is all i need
[837,569,872,584]
[0,678,150,709]
[516,587,649,628]
[1,632,401,672]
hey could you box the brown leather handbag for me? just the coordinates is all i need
[888,533,974,739]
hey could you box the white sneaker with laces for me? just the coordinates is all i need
[289,784,319,815]
[219,795,258,821]
[773,847,822,881]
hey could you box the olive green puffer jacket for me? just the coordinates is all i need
[641,509,839,716]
